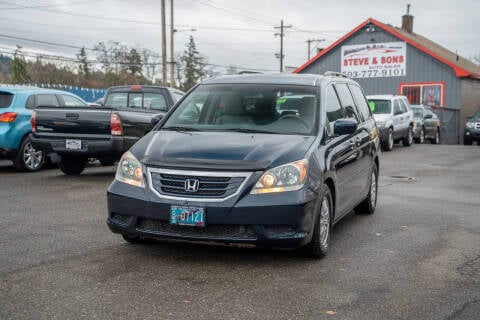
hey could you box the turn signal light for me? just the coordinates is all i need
[0,112,18,123]
[110,113,123,136]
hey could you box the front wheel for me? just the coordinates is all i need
[382,128,394,151]
[13,137,45,172]
[464,136,473,145]
[415,128,425,144]
[431,129,440,144]
[59,156,87,175]
[304,188,333,259]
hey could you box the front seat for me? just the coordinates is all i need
[216,94,252,124]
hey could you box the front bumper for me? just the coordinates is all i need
[464,128,480,140]
[107,177,318,249]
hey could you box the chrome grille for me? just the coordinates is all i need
[136,218,257,240]
[475,123,480,130]
[148,168,251,200]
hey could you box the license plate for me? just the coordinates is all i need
[170,206,205,227]
[66,139,81,150]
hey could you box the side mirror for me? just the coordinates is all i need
[151,114,163,126]
[424,113,433,119]
[334,118,358,136]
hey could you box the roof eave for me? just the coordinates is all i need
[294,17,476,79]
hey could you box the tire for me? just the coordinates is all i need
[463,136,473,145]
[431,129,440,144]
[59,156,87,175]
[382,128,394,151]
[304,187,333,259]
[415,128,425,144]
[355,163,378,215]
[13,136,45,172]
[122,234,148,244]
[403,125,413,146]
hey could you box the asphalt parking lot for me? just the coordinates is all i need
[0,144,479,320]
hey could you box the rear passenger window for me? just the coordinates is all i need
[0,92,14,108]
[144,93,167,111]
[36,94,60,107]
[325,85,343,132]
[349,84,372,121]
[334,83,361,122]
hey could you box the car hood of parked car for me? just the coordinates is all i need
[133,130,316,171]
[373,114,392,122]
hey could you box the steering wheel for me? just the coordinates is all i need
[278,114,310,129]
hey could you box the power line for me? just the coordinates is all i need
[0,0,101,10]
[0,33,95,51]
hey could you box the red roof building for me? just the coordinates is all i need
[294,16,480,144]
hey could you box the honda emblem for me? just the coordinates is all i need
[185,179,200,192]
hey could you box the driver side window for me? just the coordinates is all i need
[325,85,343,133]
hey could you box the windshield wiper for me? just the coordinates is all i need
[161,126,201,131]
[222,128,280,134]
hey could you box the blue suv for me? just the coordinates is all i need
[0,87,89,171]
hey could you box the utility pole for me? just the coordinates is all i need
[161,0,167,86]
[274,20,291,72]
[170,0,175,87]
[306,39,325,60]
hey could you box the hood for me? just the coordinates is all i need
[373,113,391,122]
[133,131,315,171]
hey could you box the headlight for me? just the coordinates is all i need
[466,122,474,129]
[250,159,308,194]
[115,151,144,187]
[375,121,385,128]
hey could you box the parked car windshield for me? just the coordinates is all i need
[369,99,391,114]
[411,106,423,118]
[161,84,318,135]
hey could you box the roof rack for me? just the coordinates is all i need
[323,71,348,78]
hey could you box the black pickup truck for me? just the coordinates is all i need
[30,85,184,175]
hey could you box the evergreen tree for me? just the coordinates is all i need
[180,36,206,91]
[12,46,29,84]
[76,47,90,78]
[127,48,142,76]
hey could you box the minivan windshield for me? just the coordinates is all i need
[369,100,391,114]
[161,84,318,135]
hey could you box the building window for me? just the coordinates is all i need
[399,82,445,107]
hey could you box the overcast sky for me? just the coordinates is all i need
[0,0,479,74]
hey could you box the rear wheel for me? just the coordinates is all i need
[355,163,378,215]
[304,188,333,259]
[431,129,440,144]
[59,156,87,175]
[403,125,413,146]
[13,136,45,172]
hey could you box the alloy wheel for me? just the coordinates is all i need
[23,142,44,170]
[319,196,330,248]
[370,169,377,209]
